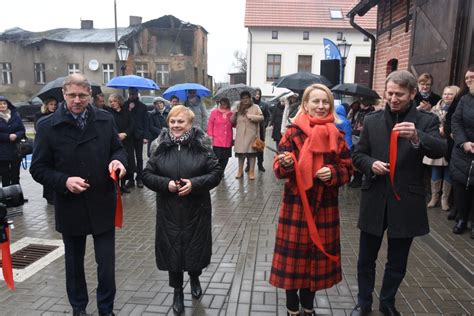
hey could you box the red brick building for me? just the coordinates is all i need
[348,0,473,97]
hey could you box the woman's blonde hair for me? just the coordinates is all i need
[166,105,195,125]
[297,84,340,123]
[443,85,460,96]
[108,93,124,107]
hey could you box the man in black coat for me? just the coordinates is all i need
[350,70,446,316]
[124,87,148,188]
[30,74,127,316]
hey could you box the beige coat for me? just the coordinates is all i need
[232,104,263,154]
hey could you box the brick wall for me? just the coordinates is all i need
[373,0,413,98]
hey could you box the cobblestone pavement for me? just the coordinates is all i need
[0,146,472,315]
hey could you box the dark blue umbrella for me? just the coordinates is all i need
[162,83,211,101]
[106,75,159,90]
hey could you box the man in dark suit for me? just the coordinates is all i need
[30,74,127,316]
[350,70,446,316]
[124,87,148,188]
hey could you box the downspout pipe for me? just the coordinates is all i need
[248,29,253,86]
[349,14,376,89]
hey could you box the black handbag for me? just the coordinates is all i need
[16,136,34,159]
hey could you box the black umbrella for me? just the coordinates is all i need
[213,84,256,102]
[34,77,102,101]
[331,83,380,100]
[272,72,333,91]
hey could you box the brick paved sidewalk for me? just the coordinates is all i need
[0,150,472,315]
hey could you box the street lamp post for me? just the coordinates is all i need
[116,43,130,96]
[337,38,352,84]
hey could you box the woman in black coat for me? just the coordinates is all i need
[450,67,474,238]
[143,105,222,315]
[0,96,26,187]
[107,94,135,193]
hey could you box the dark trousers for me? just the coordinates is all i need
[452,180,474,222]
[168,270,202,289]
[286,288,316,311]
[218,158,229,171]
[63,229,116,313]
[0,159,21,187]
[132,138,143,181]
[357,230,413,308]
[124,142,136,182]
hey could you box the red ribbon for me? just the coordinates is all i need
[389,130,401,201]
[1,227,15,290]
[109,171,123,228]
[290,152,339,262]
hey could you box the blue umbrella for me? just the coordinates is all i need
[162,83,211,101]
[106,75,159,90]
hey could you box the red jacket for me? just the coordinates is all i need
[269,123,352,291]
[207,108,233,148]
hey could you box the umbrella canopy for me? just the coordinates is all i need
[162,83,211,101]
[272,72,333,91]
[213,84,256,102]
[331,83,380,100]
[106,75,159,90]
[35,77,102,102]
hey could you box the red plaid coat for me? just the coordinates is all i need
[269,124,352,291]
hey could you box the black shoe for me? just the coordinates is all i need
[99,313,115,316]
[471,225,474,239]
[72,311,87,316]
[303,310,316,316]
[447,209,456,220]
[190,276,202,299]
[125,180,135,188]
[379,303,401,316]
[120,186,131,194]
[136,179,144,188]
[173,287,184,314]
[287,312,300,316]
[245,165,249,172]
[258,164,266,172]
[350,304,372,316]
[453,220,467,234]
[46,199,54,205]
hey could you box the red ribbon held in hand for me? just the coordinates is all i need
[389,130,401,201]
[109,170,123,228]
[290,152,339,262]
[1,227,15,290]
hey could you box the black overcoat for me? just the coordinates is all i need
[352,103,447,238]
[143,128,222,272]
[450,93,474,185]
[30,105,127,235]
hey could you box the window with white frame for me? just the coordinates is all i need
[330,9,343,19]
[155,63,169,86]
[34,63,46,84]
[1,63,13,85]
[266,54,281,81]
[67,63,80,75]
[102,64,114,84]
[135,63,149,78]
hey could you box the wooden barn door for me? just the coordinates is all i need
[409,0,466,93]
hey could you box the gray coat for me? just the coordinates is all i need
[450,93,474,185]
[352,103,446,238]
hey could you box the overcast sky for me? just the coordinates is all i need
[0,0,248,82]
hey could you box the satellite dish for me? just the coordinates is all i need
[88,59,99,71]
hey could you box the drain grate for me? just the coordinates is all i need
[0,244,59,269]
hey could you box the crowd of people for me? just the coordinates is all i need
[0,66,472,316]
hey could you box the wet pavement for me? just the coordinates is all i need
[1,134,473,315]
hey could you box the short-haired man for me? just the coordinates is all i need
[184,89,208,132]
[30,74,127,316]
[170,95,180,107]
[124,87,148,188]
[93,93,106,109]
[350,70,446,316]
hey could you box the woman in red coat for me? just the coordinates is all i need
[269,84,353,316]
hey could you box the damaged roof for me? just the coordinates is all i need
[0,15,205,47]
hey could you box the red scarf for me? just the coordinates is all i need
[109,171,123,228]
[293,113,340,190]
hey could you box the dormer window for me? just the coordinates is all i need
[330,9,343,19]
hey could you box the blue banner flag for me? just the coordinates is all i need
[323,38,341,60]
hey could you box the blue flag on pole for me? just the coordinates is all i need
[323,38,341,60]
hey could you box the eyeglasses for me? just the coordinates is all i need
[65,93,90,100]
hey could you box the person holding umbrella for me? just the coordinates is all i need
[124,87,148,189]
[147,97,170,155]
